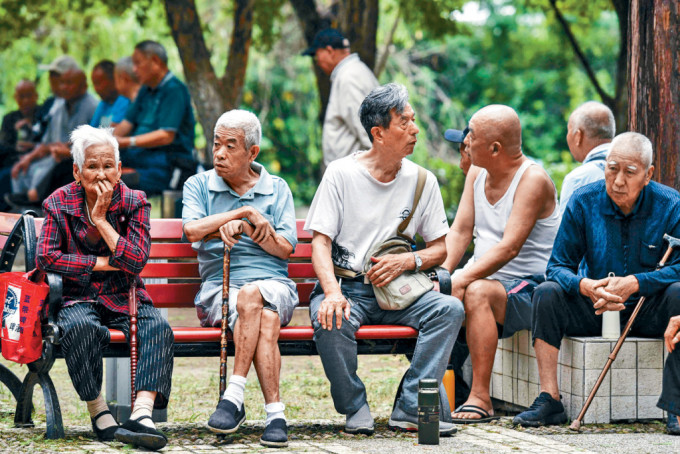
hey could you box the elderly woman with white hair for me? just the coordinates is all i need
[36,125,174,450]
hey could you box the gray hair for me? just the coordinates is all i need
[134,40,168,65]
[570,101,615,140]
[359,83,410,142]
[70,125,120,170]
[115,56,139,82]
[214,109,262,150]
[609,132,653,169]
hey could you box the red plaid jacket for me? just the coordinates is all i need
[37,181,152,314]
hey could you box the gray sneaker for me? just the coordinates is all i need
[388,405,457,436]
[345,402,374,435]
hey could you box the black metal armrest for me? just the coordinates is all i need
[43,273,63,345]
[426,266,452,296]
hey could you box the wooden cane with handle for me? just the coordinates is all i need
[569,233,680,431]
[219,242,231,398]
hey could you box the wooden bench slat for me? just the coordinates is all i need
[108,325,418,343]
[141,262,316,279]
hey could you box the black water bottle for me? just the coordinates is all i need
[418,378,439,445]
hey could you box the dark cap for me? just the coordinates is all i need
[444,126,469,144]
[302,28,350,56]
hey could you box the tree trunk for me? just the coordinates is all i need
[165,0,255,164]
[290,0,379,126]
[164,0,224,163]
[628,1,680,189]
[611,0,629,133]
[339,0,379,70]
[289,0,331,125]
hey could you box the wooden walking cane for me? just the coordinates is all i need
[219,241,231,398]
[570,233,680,431]
[129,277,138,408]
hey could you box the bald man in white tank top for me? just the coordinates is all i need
[442,105,560,423]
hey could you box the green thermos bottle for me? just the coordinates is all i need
[418,378,439,445]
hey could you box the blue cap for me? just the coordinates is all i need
[444,126,469,144]
[302,29,350,56]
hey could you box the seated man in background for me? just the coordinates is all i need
[444,105,560,423]
[305,83,463,436]
[114,56,142,103]
[115,40,196,195]
[9,63,97,207]
[90,59,130,128]
[560,101,615,216]
[0,80,40,210]
[182,110,297,448]
[514,132,680,430]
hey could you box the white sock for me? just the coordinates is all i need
[264,402,286,425]
[130,395,155,428]
[86,394,116,430]
[223,375,247,410]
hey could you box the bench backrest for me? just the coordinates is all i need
[0,214,316,308]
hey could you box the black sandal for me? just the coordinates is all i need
[115,415,167,450]
[91,410,119,441]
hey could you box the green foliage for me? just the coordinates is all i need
[397,0,466,38]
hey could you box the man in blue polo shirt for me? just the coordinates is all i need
[114,40,195,195]
[182,109,297,448]
[90,59,130,128]
[514,132,680,434]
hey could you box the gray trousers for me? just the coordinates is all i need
[58,302,174,408]
[11,155,57,196]
[309,280,464,416]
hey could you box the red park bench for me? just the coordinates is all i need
[0,212,450,439]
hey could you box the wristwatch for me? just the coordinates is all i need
[413,252,423,272]
[129,136,137,147]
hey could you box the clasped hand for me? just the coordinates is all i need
[366,253,409,287]
[664,315,680,353]
[581,275,639,315]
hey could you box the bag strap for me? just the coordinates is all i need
[397,166,427,241]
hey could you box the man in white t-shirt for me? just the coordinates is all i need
[305,83,464,436]
[443,105,560,423]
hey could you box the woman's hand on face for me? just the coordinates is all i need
[91,179,115,224]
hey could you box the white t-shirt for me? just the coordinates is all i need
[304,153,449,273]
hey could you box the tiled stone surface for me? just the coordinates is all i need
[490,331,666,423]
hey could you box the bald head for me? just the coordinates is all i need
[468,104,522,158]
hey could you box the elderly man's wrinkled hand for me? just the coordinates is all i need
[49,143,70,162]
[602,276,639,303]
[243,207,272,243]
[219,220,244,249]
[664,315,680,353]
[317,292,350,330]
[580,277,620,304]
[592,297,625,315]
[366,253,409,287]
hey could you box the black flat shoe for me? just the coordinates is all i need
[115,415,167,450]
[91,410,119,441]
[260,418,288,447]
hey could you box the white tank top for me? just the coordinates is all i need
[473,160,560,280]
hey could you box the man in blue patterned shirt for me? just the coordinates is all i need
[514,132,680,434]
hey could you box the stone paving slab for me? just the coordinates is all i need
[1,417,679,453]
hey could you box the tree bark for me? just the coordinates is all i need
[164,0,255,164]
[628,1,680,189]
[611,0,629,133]
[164,0,224,163]
[290,0,331,125]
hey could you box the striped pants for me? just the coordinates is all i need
[58,302,174,407]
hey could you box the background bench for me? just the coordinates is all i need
[0,212,424,439]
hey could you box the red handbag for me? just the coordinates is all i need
[0,269,48,364]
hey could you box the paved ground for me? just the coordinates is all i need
[1,417,679,453]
